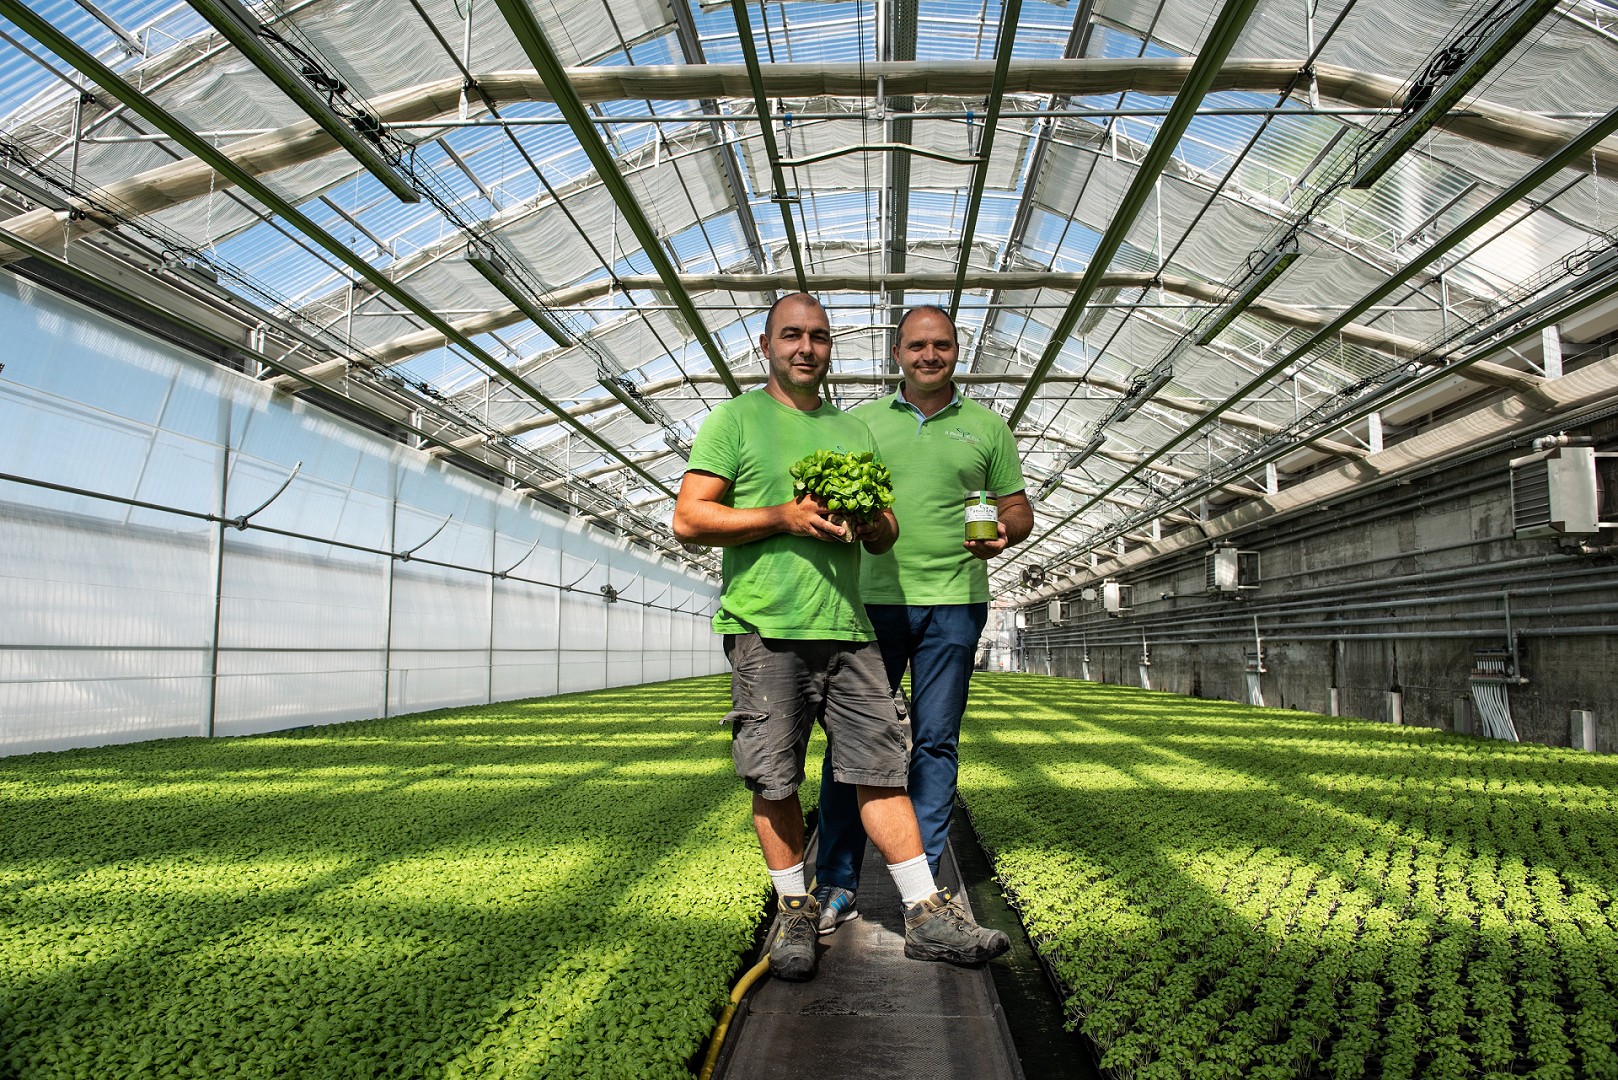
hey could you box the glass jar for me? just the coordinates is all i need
[964,490,999,541]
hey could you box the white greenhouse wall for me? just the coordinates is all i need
[0,274,725,756]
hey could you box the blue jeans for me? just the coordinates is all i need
[816,602,989,888]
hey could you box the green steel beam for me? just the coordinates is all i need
[1007,0,1265,425]
[1017,100,1618,560]
[493,0,743,395]
[667,0,770,273]
[0,0,674,496]
[884,0,916,339]
[946,0,1020,320]
[728,0,808,292]
[185,0,421,204]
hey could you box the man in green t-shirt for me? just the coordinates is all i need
[813,305,1032,933]
[673,293,1009,982]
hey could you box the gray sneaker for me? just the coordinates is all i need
[903,888,1010,965]
[767,893,821,981]
[811,884,858,935]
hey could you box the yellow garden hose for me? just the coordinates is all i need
[697,955,770,1079]
[699,873,821,1079]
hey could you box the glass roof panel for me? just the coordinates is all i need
[5,0,1618,586]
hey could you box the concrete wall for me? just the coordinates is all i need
[1019,421,1618,752]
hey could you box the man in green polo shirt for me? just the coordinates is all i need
[813,304,1032,933]
[673,292,1009,981]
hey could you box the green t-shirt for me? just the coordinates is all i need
[687,389,879,640]
[852,387,1026,605]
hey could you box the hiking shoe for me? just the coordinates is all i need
[903,888,1010,965]
[768,893,820,981]
[812,884,858,935]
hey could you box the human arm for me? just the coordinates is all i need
[962,490,1033,560]
[672,469,850,547]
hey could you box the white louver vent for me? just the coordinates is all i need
[1510,446,1613,536]
[1205,546,1261,594]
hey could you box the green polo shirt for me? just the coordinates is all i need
[852,386,1025,605]
[687,389,879,640]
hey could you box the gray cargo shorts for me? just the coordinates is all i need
[722,633,911,800]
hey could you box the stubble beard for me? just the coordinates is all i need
[772,353,828,398]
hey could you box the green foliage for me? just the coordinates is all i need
[960,674,1618,1080]
[0,676,778,1080]
[789,449,894,536]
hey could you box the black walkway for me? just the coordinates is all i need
[712,835,1024,1080]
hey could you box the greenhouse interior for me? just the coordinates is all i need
[3,0,1618,1075]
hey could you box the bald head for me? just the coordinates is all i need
[895,304,957,347]
[764,291,827,340]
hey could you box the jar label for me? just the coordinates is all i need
[965,504,998,524]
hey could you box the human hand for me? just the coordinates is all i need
[963,521,1009,560]
[851,513,890,545]
[780,492,847,542]
[858,508,898,555]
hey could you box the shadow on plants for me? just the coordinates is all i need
[1,675,772,1079]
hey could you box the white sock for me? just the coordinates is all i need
[768,861,807,899]
[886,854,937,907]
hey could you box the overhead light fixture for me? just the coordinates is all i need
[1112,368,1174,423]
[464,246,576,347]
[186,0,420,204]
[1196,240,1300,346]
[1035,473,1063,501]
[1067,432,1107,470]
[1349,0,1562,190]
[599,375,660,425]
[663,431,693,458]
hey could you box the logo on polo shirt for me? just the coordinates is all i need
[945,427,981,444]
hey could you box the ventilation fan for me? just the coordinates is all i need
[1020,565,1046,589]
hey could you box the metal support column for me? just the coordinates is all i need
[205,442,229,738]
[383,480,398,718]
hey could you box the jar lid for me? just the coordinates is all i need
[965,490,996,499]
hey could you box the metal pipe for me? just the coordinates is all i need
[1027,561,1618,635]
[1028,597,1618,647]
[0,469,713,612]
[1029,585,1618,644]
[1024,624,1618,645]
[1050,552,1600,631]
